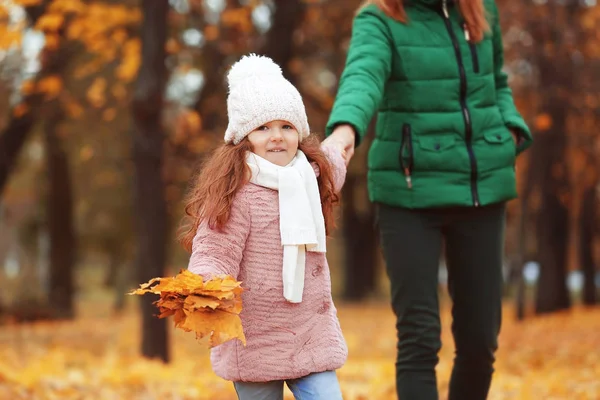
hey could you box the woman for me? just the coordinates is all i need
[323,0,533,399]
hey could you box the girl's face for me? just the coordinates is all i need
[247,120,299,166]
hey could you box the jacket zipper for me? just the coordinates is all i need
[441,0,480,206]
[399,123,413,189]
[463,23,480,73]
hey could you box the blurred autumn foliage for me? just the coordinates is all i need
[0,0,599,393]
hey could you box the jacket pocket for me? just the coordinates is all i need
[483,131,512,145]
[414,134,461,172]
[418,135,457,152]
[399,124,414,189]
[482,130,517,170]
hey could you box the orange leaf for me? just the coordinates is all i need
[0,27,22,49]
[37,75,63,99]
[49,0,86,14]
[36,14,64,32]
[534,113,553,131]
[44,34,60,50]
[14,0,41,5]
[111,83,128,101]
[184,295,220,311]
[86,77,106,108]
[102,108,116,122]
[79,145,94,162]
[204,25,219,41]
[116,39,141,82]
[64,98,84,118]
[21,80,35,95]
[13,103,29,118]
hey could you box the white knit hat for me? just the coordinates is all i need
[224,54,310,145]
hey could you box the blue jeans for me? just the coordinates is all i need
[233,370,343,400]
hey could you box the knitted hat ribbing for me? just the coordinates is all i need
[224,54,310,145]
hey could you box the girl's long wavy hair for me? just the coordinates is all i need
[363,0,490,42]
[179,134,339,253]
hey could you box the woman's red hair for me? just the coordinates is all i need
[179,135,339,253]
[363,0,489,42]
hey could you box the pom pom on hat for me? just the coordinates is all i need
[227,54,283,90]
[224,54,310,145]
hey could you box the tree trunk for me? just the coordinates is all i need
[0,1,51,198]
[0,110,36,198]
[532,4,575,314]
[532,122,571,313]
[580,185,597,305]
[261,0,305,82]
[44,106,75,319]
[533,129,570,313]
[131,0,170,363]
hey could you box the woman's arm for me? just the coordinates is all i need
[325,6,393,146]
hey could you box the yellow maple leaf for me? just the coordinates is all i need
[37,75,63,99]
[44,34,60,50]
[184,295,220,311]
[36,13,64,32]
[0,28,22,49]
[178,309,246,347]
[86,77,106,108]
[14,0,41,6]
[49,0,86,14]
[116,39,141,82]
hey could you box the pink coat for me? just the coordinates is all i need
[187,145,348,382]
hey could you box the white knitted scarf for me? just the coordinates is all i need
[246,151,326,303]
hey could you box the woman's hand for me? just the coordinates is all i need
[323,124,356,166]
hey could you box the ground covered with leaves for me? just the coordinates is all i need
[0,300,599,400]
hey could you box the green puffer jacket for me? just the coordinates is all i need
[326,0,533,208]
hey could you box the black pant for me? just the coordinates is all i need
[377,202,506,400]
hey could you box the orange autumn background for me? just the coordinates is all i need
[0,0,599,399]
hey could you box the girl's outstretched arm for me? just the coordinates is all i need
[187,195,251,279]
[320,143,347,193]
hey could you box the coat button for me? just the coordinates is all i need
[312,265,323,277]
[496,134,501,140]
[434,143,441,150]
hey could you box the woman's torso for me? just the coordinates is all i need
[355,0,518,209]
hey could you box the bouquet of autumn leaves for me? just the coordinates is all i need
[128,270,245,348]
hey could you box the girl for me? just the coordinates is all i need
[324,0,533,399]
[180,54,348,400]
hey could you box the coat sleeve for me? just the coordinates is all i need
[320,144,347,194]
[187,195,251,280]
[325,7,393,146]
[491,1,533,155]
